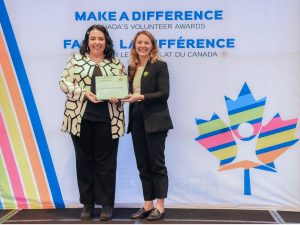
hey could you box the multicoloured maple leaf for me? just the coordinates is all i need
[195,83,299,195]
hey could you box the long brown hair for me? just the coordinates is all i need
[129,30,160,79]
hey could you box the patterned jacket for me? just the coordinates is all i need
[59,53,126,138]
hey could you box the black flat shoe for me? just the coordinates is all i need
[130,207,153,219]
[147,208,165,221]
[80,204,94,220]
[100,205,113,221]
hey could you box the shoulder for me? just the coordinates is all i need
[107,57,125,68]
[155,60,167,65]
[73,53,86,60]
[111,57,122,64]
[151,60,167,67]
[68,53,88,64]
[149,60,168,71]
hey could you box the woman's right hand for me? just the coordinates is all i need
[123,93,144,103]
[85,91,102,103]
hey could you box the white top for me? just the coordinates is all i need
[132,67,144,95]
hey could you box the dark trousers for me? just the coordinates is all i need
[71,119,118,206]
[131,103,168,201]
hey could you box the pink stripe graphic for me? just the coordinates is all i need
[0,112,28,208]
[260,117,297,133]
[197,130,234,148]
[199,122,262,148]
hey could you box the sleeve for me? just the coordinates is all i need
[120,60,127,76]
[112,57,127,76]
[112,58,127,107]
[127,65,133,93]
[119,59,127,106]
[143,61,170,104]
[59,55,86,102]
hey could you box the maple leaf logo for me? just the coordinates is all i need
[195,83,299,195]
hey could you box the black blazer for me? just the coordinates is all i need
[127,60,173,134]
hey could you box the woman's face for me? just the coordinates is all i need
[88,29,106,57]
[135,34,153,58]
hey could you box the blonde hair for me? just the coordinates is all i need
[129,30,160,79]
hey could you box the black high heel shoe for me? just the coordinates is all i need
[147,208,165,221]
[130,208,153,219]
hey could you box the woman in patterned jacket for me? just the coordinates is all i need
[59,25,125,221]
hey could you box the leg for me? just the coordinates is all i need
[71,119,95,204]
[93,122,118,206]
[145,132,168,222]
[131,104,155,203]
[146,131,168,212]
[146,131,168,199]
[156,198,165,213]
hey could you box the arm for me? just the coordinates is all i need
[120,60,127,77]
[59,55,86,103]
[109,58,127,104]
[143,61,170,104]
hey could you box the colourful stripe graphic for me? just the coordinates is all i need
[256,113,298,164]
[195,113,237,166]
[0,0,64,208]
[0,35,46,208]
[0,146,16,209]
[0,111,28,208]
[225,83,266,141]
[195,82,299,195]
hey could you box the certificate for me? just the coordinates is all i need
[95,75,128,100]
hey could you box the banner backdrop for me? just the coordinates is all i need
[1,0,300,210]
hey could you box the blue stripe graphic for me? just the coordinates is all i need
[239,83,251,96]
[244,169,251,195]
[225,93,266,112]
[266,162,275,169]
[220,156,235,165]
[231,118,262,130]
[195,127,231,140]
[258,124,297,138]
[256,140,299,155]
[240,135,256,141]
[228,100,265,115]
[208,141,236,152]
[254,165,277,172]
[195,113,220,125]
[0,0,64,208]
